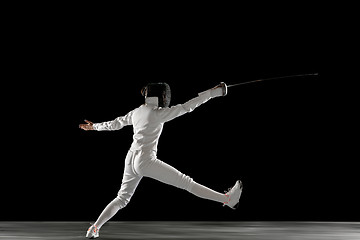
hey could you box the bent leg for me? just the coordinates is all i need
[94,176,142,229]
[94,151,142,229]
[139,158,227,204]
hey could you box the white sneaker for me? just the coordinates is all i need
[223,180,243,209]
[86,224,99,239]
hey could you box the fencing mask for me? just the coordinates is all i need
[141,82,171,108]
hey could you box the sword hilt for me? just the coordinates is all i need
[220,82,228,96]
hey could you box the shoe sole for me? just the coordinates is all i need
[86,233,99,239]
[86,229,99,239]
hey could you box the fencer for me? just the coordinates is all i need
[79,82,243,239]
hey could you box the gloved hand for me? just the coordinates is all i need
[198,82,227,98]
[209,82,228,97]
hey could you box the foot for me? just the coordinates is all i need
[86,224,99,239]
[223,180,243,209]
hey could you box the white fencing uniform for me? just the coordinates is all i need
[93,88,227,228]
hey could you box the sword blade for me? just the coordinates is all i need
[227,73,318,88]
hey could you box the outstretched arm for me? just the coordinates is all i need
[183,83,225,111]
[157,83,226,123]
[79,110,134,131]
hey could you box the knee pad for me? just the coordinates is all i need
[114,195,129,209]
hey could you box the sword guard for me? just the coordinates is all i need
[220,82,228,96]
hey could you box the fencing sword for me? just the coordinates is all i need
[227,73,318,88]
[220,73,318,96]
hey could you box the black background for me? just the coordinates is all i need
[3,4,354,222]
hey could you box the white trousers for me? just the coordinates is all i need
[94,150,227,228]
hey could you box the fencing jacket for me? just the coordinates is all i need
[93,88,221,152]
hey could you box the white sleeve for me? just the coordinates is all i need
[93,110,134,131]
[157,88,222,123]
